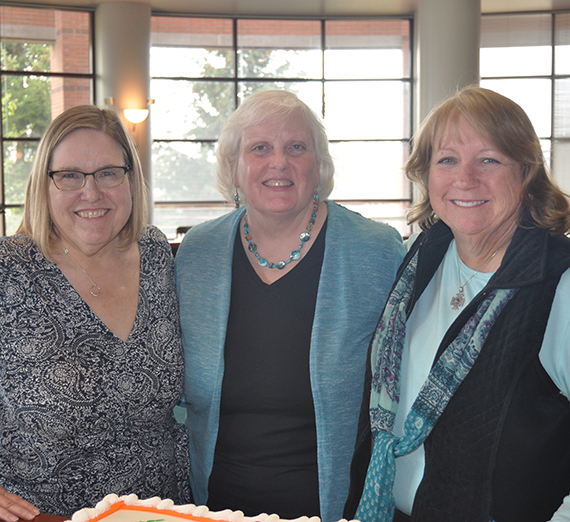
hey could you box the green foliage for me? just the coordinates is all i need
[1,42,52,208]
[152,141,220,202]
[191,49,298,138]
[189,49,235,140]
[2,42,52,137]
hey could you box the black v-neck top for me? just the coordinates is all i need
[207,220,327,518]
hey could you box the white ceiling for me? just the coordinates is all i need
[6,0,570,17]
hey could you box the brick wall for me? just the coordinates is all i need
[1,5,92,118]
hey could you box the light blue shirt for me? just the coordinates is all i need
[394,238,570,520]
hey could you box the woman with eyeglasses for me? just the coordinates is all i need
[0,105,191,520]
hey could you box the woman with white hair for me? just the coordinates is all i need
[175,89,404,521]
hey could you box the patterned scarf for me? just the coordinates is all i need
[356,249,518,522]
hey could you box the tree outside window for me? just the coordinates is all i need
[0,5,94,235]
[150,16,413,239]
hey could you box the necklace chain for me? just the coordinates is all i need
[450,238,511,310]
[62,245,114,297]
[244,193,320,270]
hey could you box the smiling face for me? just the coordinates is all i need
[234,110,320,222]
[428,117,524,247]
[48,128,133,255]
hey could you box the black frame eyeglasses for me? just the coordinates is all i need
[48,166,131,191]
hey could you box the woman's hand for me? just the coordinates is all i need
[0,486,40,522]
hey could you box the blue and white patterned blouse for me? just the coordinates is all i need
[0,226,190,516]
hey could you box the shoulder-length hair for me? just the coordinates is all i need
[17,105,149,259]
[406,85,570,235]
[215,89,335,203]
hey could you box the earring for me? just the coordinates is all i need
[234,189,240,209]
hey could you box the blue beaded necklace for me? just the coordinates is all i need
[243,193,320,270]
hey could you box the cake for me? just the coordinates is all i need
[67,494,357,522]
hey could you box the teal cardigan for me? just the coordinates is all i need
[175,201,404,522]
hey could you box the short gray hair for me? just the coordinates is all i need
[215,90,334,203]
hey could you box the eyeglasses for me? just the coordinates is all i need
[48,166,131,191]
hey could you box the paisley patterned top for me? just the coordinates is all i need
[0,226,191,516]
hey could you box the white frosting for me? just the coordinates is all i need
[67,494,359,522]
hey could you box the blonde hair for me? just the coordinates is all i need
[17,105,149,259]
[215,89,334,203]
[406,85,570,235]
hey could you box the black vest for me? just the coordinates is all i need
[345,221,570,522]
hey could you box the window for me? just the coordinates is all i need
[480,11,570,196]
[0,4,94,235]
[150,16,413,238]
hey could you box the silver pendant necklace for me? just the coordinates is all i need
[62,245,114,297]
[450,238,510,311]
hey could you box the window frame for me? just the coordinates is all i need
[480,10,570,196]
[150,14,415,238]
[0,4,96,236]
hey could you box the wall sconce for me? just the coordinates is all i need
[103,98,154,130]
[120,99,155,131]
[123,108,149,124]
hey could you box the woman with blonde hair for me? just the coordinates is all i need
[345,86,570,522]
[0,105,190,520]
